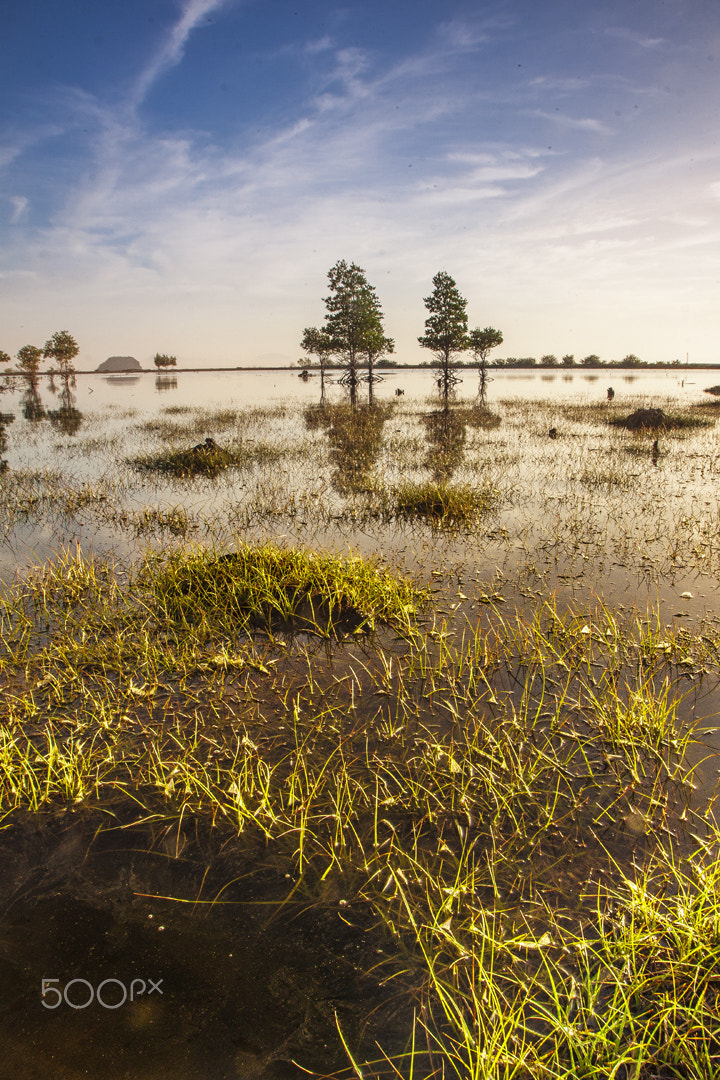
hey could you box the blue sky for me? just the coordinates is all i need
[1,0,719,367]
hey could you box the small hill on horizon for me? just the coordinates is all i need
[97,356,142,373]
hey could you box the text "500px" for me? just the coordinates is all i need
[42,978,163,1009]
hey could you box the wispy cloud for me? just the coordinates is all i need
[131,0,231,107]
[2,3,720,365]
[532,110,614,135]
[528,76,593,92]
[436,14,513,52]
[605,27,665,49]
[304,35,333,55]
[9,196,28,222]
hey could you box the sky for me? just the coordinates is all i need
[1,0,719,369]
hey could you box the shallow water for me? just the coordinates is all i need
[0,813,408,1079]
[0,363,711,414]
[1,368,720,1076]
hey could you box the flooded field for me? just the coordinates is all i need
[1,367,720,1078]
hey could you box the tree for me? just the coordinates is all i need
[16,345,43,375]
[470,327,503,364]
[300,327,334,400]
[581,354,601,366]
[0,351,10,366]
[469,327,503,404]
[622,353,644,367]
[418,271,469,399]
[562,354,574,366]
[540,354,558,366]
[300,327,333,367]
[154,353,177,369]
[43,330,78,375]
[323,260,388,405]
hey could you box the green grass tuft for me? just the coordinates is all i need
[145,542,423,635]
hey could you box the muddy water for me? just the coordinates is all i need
[0,813,409,1079]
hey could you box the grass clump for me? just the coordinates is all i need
[392,479,499,525]
[131,443,242,477]
[610,407,713,432]
[146,542,423,635]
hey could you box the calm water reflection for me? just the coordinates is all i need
[0,366,709,420]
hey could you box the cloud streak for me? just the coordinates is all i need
[131,0,231,108]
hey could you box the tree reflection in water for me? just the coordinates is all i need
[156,375,178,391]
[0,412,13,471]
[305,402,392,495]
[423,407,467,481]
[20,374,46,423]
[423,402,501,482]
[47,373,83,435]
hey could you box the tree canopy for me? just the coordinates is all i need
[469,327,503,363]
[16,345,43,375]
[154,353,177,369]
[300,327,334,367]
[469,327,503,404]
[43,330,79,375]
[419,271,469,360]
[322,260,390,403]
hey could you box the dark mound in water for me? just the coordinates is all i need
[131,439,237,477]
[610,408,713,432]
[704,385,720,396]
[614,407,667,431]
[97,355,142,373]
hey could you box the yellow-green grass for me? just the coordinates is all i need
[391,479,500,525]
[0,522,717,1073]
[0,564,713,1076]
[145,540,424,636]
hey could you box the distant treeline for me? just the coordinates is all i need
[305,356,691,370]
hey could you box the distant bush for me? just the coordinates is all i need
[154,353,177,369]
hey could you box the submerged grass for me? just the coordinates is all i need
[403,829,720,1079]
